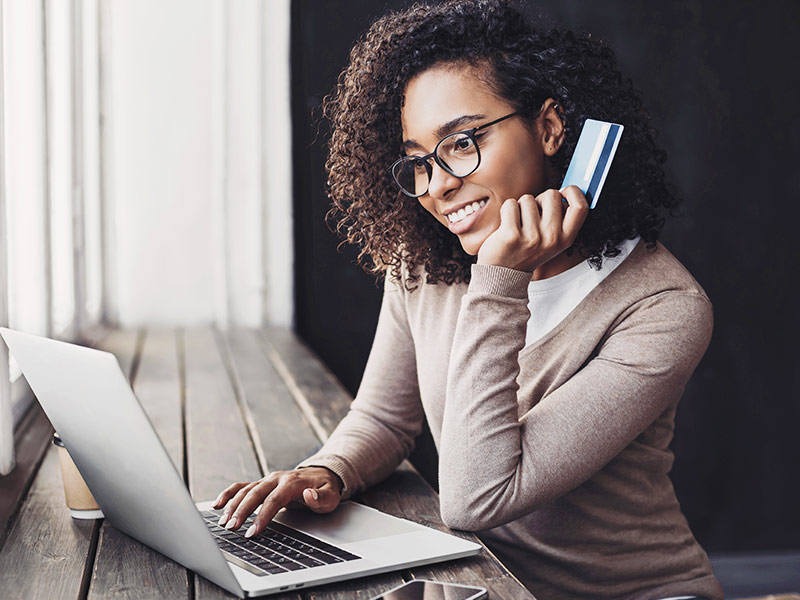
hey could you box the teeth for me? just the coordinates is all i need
[447,200,486,223]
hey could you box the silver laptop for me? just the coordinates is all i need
[0,327,481,598]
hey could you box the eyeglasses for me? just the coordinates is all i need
[390,112,520,198]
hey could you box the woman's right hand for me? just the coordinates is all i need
[213,466,343,538]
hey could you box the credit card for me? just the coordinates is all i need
[560,118,623,209]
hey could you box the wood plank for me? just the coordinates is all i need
[0,330,135,598]
[0,402,53,549]
[220,328,321,471]
[184,327,262,499]
[88,328,189,599]
[258,328,352,440]
[92,328,141,385]
[182,327,267,600]
[0,445,97,598]
[300,572,407,600]
[0,327,112,550]
[360,464,535,599]
[248,327,407,599]
[129,329,184,469]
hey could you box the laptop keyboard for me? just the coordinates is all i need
[200,509,360,577]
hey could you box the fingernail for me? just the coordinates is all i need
[218,512,228,526]
[225,516,237,530]
[245,524,256,538]
[311,489,319,501]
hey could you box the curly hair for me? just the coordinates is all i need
[323,0,680,290]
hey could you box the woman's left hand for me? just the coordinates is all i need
[477,185,589,272]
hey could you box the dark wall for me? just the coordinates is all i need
[291,0,800,553]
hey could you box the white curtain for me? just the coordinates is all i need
[0,0,292,474]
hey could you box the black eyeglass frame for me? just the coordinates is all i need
[390,111,520,198]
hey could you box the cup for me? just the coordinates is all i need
[53,433,104,519]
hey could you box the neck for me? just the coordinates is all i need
[531,250,585,281]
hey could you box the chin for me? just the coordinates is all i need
[458,237,483,257]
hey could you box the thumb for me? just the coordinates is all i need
[302,486,340,514]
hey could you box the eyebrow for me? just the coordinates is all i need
[402,113,486,151]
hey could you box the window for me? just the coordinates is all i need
[1,0,293,474]
[1,0,95,474]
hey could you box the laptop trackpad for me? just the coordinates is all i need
[273,502,419,544]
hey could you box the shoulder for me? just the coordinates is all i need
[608,240,710,301]
[595,241,714,367]
[595,240,713,329]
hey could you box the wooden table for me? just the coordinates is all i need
[0,327,534,599]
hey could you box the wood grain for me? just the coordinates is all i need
[182,327,264,600]
[0,402,53,549]
[0,330,129,599]
[358,464,534,598]
[258,327,353,439]
[0,326,535,599]
[220,328,321,472]
[88,328,189,599]
[0,446,97,599]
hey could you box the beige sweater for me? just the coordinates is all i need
[299,241,723,600]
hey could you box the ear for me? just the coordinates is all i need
[540,99,566,157]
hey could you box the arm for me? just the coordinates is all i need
[215,271,424,536]
[438,263,713,530]
[296,271,425,499]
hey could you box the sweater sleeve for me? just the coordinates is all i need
[296,272,425,499]
[438,263,713,531]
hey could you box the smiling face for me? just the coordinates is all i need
[400,63,557,255]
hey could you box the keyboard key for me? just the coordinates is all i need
[212,517,360,572]
[307,551,342,564]
[267,522,360,558]
[240,540,263,551]
[330,549,360,560]
[260,566,287,575]
[296,557,324,567]
[251,558,276,568]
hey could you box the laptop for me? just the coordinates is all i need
[0,327,481,598]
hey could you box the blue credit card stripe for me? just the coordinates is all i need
[585,124,621,206]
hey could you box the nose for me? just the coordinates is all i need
[426,160,462,200]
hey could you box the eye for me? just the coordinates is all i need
[410,156,430,173]
[452,134,475,152]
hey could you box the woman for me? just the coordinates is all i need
[214,1,723,598]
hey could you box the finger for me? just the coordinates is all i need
[246,484,299,538]
[538,190,566,248]
[212,482,248,510]
[498,197,522,234]
[220,480,259,527]
[302,484,340,514]
[517,194,541,238]
[227,479,278,530]
[560,185,589,242]
[216,482,256,525]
